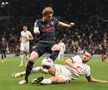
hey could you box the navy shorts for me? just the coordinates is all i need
[32,42,55,57]
[0,47,6,53]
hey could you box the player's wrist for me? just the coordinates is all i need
[69,23,74,28]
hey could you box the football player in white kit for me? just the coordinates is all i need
[19,25,33,66]
[12,50,108,84]
[65,50,108,83]
[58,40,65,61]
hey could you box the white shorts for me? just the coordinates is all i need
[58,75,72,83]
[20,42,29,52]
[55,65,72,83]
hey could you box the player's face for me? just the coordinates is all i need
[43,13,53,21]
[2,38,5,41]
[48,66,56,76]
[82,51,92,63]
[23,26,28,32]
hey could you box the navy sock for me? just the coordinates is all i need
[4,52,6,58]
[1,54,3,60]
[49,50,59,61]
[25,60,34,82]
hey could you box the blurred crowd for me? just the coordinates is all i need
[0,0,108,54]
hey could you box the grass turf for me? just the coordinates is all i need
[0,56,108,90]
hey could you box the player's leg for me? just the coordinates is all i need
[19,51,39,84]
[12,66,46,78]
[1,52,3,60]
[2,47,6,61]
[1,52,4,62]
[12,71,25,78]
[61,53,64,61]
[19,43,25,66]
[25,42,30,61]
[4,51,6,60]
[19,50,25,66]
[57,52,61,61]
[2,50,6,62]
[32,76,66,84]
[106,48,108,57]
[1,48,5,62]
[100,49,107,62]
[19,42,46,84]
[24,52,29,66]
[58,51,64,61]
[24,47,30,66]
[25,52,29,61]
[48,76,66,84]
[49,44,61,61]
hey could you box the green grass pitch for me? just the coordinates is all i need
[0,56,108,90]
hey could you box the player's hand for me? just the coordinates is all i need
[34,27,40,35]
[24,37,29,41]
[102,80,108,83]
[69,23,75,28]
[75,66,84,75]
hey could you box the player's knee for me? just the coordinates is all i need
[30,51,39,61]
[51,44,61,51]
[30,56,36,61]
[51,77,59,82]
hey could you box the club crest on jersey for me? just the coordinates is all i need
[50,21,54,25]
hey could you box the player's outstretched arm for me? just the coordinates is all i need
[32,67,48,74]
[86,75,108,83]
[65,58,83,74]
[58,21,75,28]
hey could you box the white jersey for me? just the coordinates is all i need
[69,55,91,77]
[54,64,72,82]
[20,31,32,52]
[54,55,91,81]
[21,31,32,43]
[58,42,65,54]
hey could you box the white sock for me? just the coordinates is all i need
[41,79,51,84]
[20,55,24,65]
[31,67,48,74]
[32,67,42,73]
[58,54,61,61]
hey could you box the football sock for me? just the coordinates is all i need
[4,52,6,58]
[25,60,34,82]
[49,50,59,61]
[41,79,51,84]
[20,54,24,65]
[1,53,4,60]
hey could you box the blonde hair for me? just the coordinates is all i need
[42,7,54,14]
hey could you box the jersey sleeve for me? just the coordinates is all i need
[70,55,82,63]
[21,31,23,36]
[28,31,32,36]
[52,17,59,26]
[34,20,40,28]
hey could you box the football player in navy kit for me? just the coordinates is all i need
[0,37,8,62]
[19,7,75,84]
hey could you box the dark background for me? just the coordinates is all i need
[0,0,108,54]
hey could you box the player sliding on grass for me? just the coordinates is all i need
[12,50,108,84]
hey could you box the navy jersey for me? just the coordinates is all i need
[34,17,59,43]
[0,40,7,48]
[0,41,7,52]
